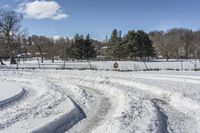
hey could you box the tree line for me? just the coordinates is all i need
[1,9,200,65]
[0,9,97,64]
[105,29,155,60]
[149,28,200,60]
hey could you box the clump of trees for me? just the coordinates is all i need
[106,29,155,60]
[106,29,125,60]
[149,28,200,60]
[28,34,97,63]
[71,34,96,60]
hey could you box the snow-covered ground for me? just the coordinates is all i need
[0,68,200,133]
[1,59,200,70]
[0,81,25,107]
[0,70,85,133]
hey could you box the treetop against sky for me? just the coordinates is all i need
[1,0,200,40]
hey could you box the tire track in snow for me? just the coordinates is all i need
[110,77,200,132]
[52,71,200,132]
[47,73,122,133]
[152,101,172,133]
[113,78,200,117]
[43,71,200,133]
[67,86,112,133]
[61,75,160,133]
[107,80,173,133]
[3,70,199,132]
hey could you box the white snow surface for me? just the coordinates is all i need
[0,71,85,133]
[1,59,200,70]
[0,68,200,133]
[0,81,25,107]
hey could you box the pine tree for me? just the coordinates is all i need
[72,34,96,60]
[124,31,137,60]
[125,30,155,60]
[110,29,118,43]
[72,34,84,59]
[83,34,96,60]
[106,29,126,60]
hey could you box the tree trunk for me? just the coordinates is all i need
[143,61,148,70]
[166,55,169,61]
[10,56,16,64]
[10,50,16,64]
[38,48,43,63]
[0,58,5,65]
[39,51,43,63]
[52,56,54,63]
[198,54,200,62]
[185,45,188,60]
[176,52,179,61]
[41,55,43,63]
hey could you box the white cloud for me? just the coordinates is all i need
[53,13,68,20]
[17,0,68,20]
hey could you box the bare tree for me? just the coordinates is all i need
[166,28,182,60]
[47,37,57,63]
[0,9,23,64]
[149,31,171,60]
[0,35,5,65]
[150,28,195,61]
[193,31,200,60]
[30,35,47,63]
[179,29,193,59]
[56,37,68,61]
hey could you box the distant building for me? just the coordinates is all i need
[17,53,32,58]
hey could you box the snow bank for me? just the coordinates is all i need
[0,74,85,133]
[29,97,85,133]
[0,81,26,107]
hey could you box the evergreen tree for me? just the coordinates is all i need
[136,30,155,59]
[106,29,126,60]
[83,34,96,59]
[72,34,96,60]
[125,30,155,60]
[124,31,137,60]
[72,34,84,59]
[142,36,156,59]
[110,29,118,42]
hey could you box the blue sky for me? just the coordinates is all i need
[1,0,200,40]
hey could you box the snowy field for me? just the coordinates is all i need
[0,68,200,133]
[1,59,200,71]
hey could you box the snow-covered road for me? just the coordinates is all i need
[0,69,200,133]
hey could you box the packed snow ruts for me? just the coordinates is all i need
[0,70,200,133]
